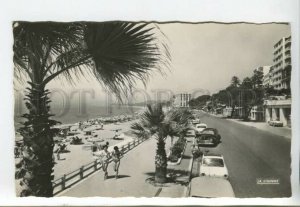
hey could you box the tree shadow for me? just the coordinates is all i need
[181,154,192,159]
[106,175,131,180]
[144,172,155,177]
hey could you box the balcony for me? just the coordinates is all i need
[264,99,291,107]
[285,46,291,50]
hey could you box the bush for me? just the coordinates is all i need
[192,149,203,158]
[168,154,179,162]
[168,138,186,162]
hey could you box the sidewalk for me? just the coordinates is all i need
[59,137,192,197]
[204,112,291,139]
[225,119,291,139]
[158,141,193,197]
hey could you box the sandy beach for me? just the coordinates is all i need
[52,119,138,180]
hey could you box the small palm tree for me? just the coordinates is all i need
[131,105,193,183]
[14,22,170,197]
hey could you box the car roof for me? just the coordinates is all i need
[202,127,217,131]
[203,153,223,158]
[190,177,235,198]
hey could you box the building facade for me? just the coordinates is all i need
[173,93,192,107]
[249,105,264,121]
[270,36,292,90]
[264,99,291,127]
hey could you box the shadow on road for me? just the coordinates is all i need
[106,175,131,179]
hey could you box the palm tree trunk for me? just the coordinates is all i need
[170,136,174,147]
[155,136,167,183]
[16,84,58,197]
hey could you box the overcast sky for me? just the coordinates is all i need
[142,22,291,94]
[16,22,291,105]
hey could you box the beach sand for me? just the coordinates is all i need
[53,120,136,180]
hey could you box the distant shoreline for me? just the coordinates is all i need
[14,105,145,130]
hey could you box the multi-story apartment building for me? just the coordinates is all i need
[173,93,191,107]
[263,36,292,127]
[270,36,292,90]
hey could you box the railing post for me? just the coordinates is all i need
[122,145,125,153]
[133,140,136,146]
[128,143,130,150]
[80,166,84,179]
[94,160,97,171]
[62,174,66,190]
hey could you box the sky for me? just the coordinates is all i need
[14,22,291,106]
[144,22,291,94]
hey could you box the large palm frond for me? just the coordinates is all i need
[131,104,165,138]
[14,22,170,99]
[84,22,170,99]
[140,104,165,134]
[13,22,84,85]
[130,122,150,139]
[166,108,194,125]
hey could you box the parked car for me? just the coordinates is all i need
[185,129,196,142]
[195,123,207,134]
[200,128,221,143]
[196,133,218,147]
[192,118,201,125]
[189,177,235,197]
[268,120,283,127]
[200,154,229,179]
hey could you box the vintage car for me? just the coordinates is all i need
[200,154,229,179]
[194,123,207,134]
[268,120,284,127]
[195,128,221,146]
[189,177,235,198]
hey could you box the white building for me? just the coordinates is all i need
[263,71,272,87]
[270,36,292,90]
[264,99,291,127]
[173,93,192,107]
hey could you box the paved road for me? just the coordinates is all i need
[196,112,291,198]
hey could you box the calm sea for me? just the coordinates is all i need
[14,104,144,130]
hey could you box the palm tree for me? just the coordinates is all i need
[13,22,170,197]
[131,105,193,183]
[230,76,241,88]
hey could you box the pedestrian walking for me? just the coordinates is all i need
[111,146,122,179]
[94,145,111,180]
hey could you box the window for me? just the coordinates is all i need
[202,158,224,167]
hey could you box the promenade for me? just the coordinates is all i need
[53,121,135,179]
[59,136,188,197]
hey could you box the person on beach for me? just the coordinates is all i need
[56,143,61,160]
[92,141,98,152]
[111,146,122,179]
[113,129,121,139]
[94,145,110,179]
